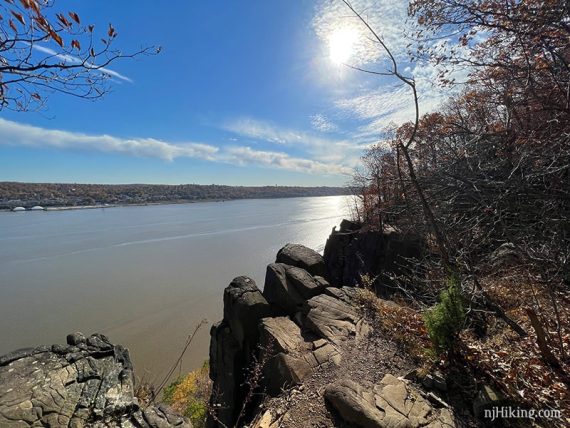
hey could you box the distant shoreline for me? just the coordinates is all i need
[0,194,351,213]
[0,182,352,212]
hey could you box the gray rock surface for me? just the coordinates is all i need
[0,333,191,428]
[265,353,313,395]
[488,242,522,269]
[303,287,369,345]
[275,244,326,277]
[208,321,241,428]
[472,384,507,417]
[259,317,305,354]
[263,264,329,315]
[259,317,341,396]
[223,276,272,350]
[209,238,446,428]
[263,263,306,315]
[285,267,329,299]
[209,252,347,427]
[325,375,455,428]
[210,277,277,428]
[323,226,424,294]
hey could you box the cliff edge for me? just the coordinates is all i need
[207,221,457,428]
[0,332,191,427]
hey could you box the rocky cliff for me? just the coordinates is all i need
[324,219,424,293]
[207,222,456,428]
[0,221,453,428]
[0,333,191,427]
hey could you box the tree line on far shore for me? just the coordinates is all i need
[0,182,351,209]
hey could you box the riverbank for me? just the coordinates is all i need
[0,182,352,211]
[0,194,353,213]
[0,199,229,213]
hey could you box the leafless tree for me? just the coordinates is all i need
[0,0,158,111]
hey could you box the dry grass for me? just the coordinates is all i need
[354,269,570,425]
[354,284,434,364]
[460,271,570,418]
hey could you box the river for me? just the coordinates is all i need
[0,196,350,381]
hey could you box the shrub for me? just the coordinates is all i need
[163,360,211,428]
[424,274,466,354]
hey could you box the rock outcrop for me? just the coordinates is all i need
[0,333,190,427]
[208,240,455,428]
[276,243,326,277]
[325,375,455,428]
[263,263,329,316]
[323,220,424,294]
[209,276,272,426]
[208,243,356,427]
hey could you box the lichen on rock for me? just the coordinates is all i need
[0,333,191,427]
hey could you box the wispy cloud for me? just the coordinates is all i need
[0,118,351,176]
[224,117,356,150]
[225,146,353,175]
[31,44,133,83]
[313,0,413,68]
[0,118,218,161]
[223,117,365,167]
[224,117,303,145]
[310,114,339,132]
[312,0,466,141]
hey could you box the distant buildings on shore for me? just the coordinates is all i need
[11,206,44,212]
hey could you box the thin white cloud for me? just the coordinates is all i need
[313,0,413,68]
[0,118,218,161]
[224,117,357,150]
[312,0,467,142]
[223,117,364,168]
[224,117,312,146]
[310,114,339,132]
[0,118,351,176]
[31,44,133,83]
[224,146,353,175]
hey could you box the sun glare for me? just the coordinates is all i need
[328,27,358,65]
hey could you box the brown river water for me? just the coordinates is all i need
[0,196,350,381]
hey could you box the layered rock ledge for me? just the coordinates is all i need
[0,333,190,428]
[208,238,456,428]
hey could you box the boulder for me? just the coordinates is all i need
[421,372,448,393]
[303,287,369,345]
[259,317,305,354]
[66,331,87,346]
[0,334,191,428]
[323,225,424,293]
[209,277,278,428]
[223,276,272,350]
[208,321,242,428]
[263,263,306,315]
[259,317,341,396]
[311,340,341,366]
[325,379,385,428]
[472,384,507,418]
[265,353,313,395]
[488,242,522,269]
[263,264,330,316]
[276,244,326,277]
[285,267,329,299]
[325,375,456,428]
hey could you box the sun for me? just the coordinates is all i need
[328,27,358,65]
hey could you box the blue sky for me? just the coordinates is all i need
[0,0,456,186]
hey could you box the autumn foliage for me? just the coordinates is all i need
[352,0,569,418]
[0,0,156,111]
